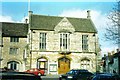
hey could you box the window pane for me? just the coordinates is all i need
[60,34,62,47]
[10,37,19,42]
[81,59,90,69]
[10,63,13,70]
[8,61,19,70]
[9,48,18,54]
[82,35,88,51]
[60,33,69,50]
[14,63,17,70]
[39,33,46,50]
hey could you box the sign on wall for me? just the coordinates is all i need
[49,64,57,72]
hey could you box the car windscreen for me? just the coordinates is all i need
[66,70,79,75]
[93,75,116,80]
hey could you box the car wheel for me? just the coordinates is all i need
[38,73,41,76]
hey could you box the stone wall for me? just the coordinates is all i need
[29,30,97,74]
[2,37,27,71]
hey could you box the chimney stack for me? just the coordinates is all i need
[116,48,119,53]
[28,11,33,24]
[29,11,33,16]
[87,10,91,19]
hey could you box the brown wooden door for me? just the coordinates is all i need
[58,57,70,74]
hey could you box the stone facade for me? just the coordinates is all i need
[26,12,100,74]
[1,37,27,71]
[0,22,28,71]
[29,30,97,74]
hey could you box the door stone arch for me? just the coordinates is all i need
[58,57,70,74]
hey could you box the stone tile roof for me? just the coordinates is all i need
[30,14,97,33]
[1,22,28,37]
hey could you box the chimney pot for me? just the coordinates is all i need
[87,10,91,19]
[116,49,119,53]
[25,19,28,23]
[28,11,33,24]
[29,11,33,14]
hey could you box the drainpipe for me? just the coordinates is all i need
[93,33,97,72]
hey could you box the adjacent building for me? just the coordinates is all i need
[102,50,120,75]
[0,10,100,74]
[1,22,28,71]
[113,51,120,75]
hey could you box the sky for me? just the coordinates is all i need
[0,0,119,55]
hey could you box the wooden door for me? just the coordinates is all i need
[58,57,70,74]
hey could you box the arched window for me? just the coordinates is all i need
[37,57,48,74]
[81,58,90,70]
[7,61,19,70]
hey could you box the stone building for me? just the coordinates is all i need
[27,10,100,74]
[1,22,28,71]
[0,10,100,74]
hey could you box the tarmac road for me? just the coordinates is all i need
[41,74,60,80]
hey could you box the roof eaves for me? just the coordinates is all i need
[89,19,97,33]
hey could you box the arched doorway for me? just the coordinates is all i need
[58,57,70,74]
[37,57,48,74]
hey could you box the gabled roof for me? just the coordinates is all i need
[1,22,28,37]
[30,14,97,33]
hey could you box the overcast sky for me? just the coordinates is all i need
[0,0,119,55]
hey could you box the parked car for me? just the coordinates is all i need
[0,71,42,80]
[25,68,45,76]
[87,73,120,80]
[0,67,15,72]
[59,69,93,80]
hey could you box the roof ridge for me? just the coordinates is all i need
[32,14,61,18]
[1,22,28,24]
[32,14,89,20]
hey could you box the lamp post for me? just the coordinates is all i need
[93,33,97,72]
